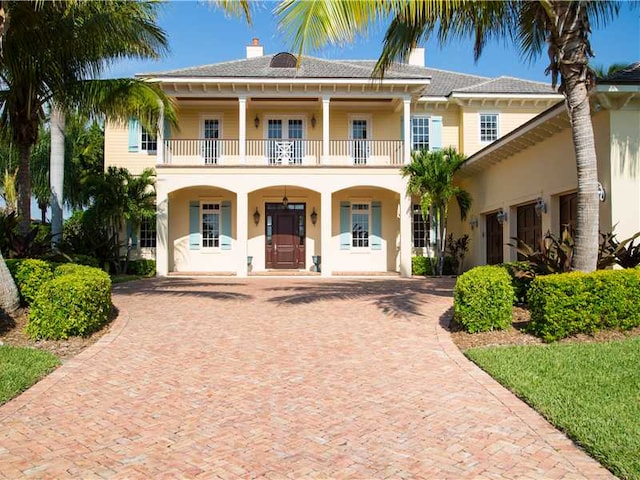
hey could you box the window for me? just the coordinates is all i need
[140,126,157,152]
[202,119,220,164]
[140,216,156,248]
[351,203,370,248]
[479,113,498,142]
[201,202,221,248]
[351,119,369,165]
[411,116,430,152]
[412,204,429,248]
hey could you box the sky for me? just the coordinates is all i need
[105,0,640,83]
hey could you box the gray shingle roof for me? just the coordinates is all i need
[453,76,557,94]
[598,62,640,84]
[141,54,559,97]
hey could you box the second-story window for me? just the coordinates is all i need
[479,113,499,142]
[411,116,430,152]
[140,126,157,153]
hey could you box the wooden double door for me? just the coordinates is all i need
[265,203,306,269]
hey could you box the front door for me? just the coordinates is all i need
[265,203,306,269]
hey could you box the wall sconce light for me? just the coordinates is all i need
[254,115,260,129]
[282,185,289,207]
[535,197,547,216]
[310,114,316,129]
[253,207,260,226]
[496,209,507,225]
[310,207,318,225]
[469,217,478,229]
[597,182,606,202]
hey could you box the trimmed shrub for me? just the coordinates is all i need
[4,258,20,278]
[454,265,514,333]
[126,259,156,277]
[411,256,457,276]
[13,259,55,305]
[69,254,101,268]
[528,268,640,342]
[27,269,112,340]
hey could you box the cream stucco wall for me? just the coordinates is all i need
[460,106,553,156]
[104,120,157,175]
[451,106,640,269]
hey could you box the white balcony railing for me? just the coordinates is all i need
[161,139,404,166]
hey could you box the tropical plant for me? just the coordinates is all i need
[510,230,575,277]
[0,0,170,236]
[592,62,631,79]
[446,233,470,275]
[598,230,640,269]
[402,147,471,275]
[276,0,623,272]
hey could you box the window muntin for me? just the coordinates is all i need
[201,202,220,248]
[202,119,220,164]
[140,216,156,248]
[411,116,430,152]
[479,113,498,142]
[140,127,157,152]
[351,203,370,248]
[412,204,429,248]
[351,119,369,165]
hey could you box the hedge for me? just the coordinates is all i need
[528,268,640,342]
[454,265,514,333]
[27,266,112,340]
[412,256,457,276]
[12,259,55,305]
[126,259,156,277]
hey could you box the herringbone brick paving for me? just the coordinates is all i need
[0,278,612,478]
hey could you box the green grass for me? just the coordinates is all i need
[466,337,640,479]
[0,346,60,405]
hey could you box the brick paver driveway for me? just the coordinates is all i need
[0,278,611,479]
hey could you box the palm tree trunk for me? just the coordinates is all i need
[16,143,32,236]
[0,249,20,315]
[50,105,65,249]
[566,79,599,272]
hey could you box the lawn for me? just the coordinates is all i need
[0,346,60,405]
[466,337,640,479]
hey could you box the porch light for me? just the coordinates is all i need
[253,207,261,226]
[496,209,507,225]
[282,185,289,207]
[310,114,316,129]
[310,207,318,225]
[254,115,260,129]
[535,197,547,216]
[469,217,478,229]
[598,182,606,202]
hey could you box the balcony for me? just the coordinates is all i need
[162,139,405,167]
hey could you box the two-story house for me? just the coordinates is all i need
[104,39,563,277]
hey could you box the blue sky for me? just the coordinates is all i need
[106,1,640,83]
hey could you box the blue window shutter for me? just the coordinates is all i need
[371,201,382,250]
[430,116,442,151]
[163,118,171,140]
[221,201,232,250]
[128,118,139,152]
[189,201,200,250]
[340,201,351,250]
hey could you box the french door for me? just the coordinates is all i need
[202,118,220,164]
[350,118,369,165]
[267,119,304,165]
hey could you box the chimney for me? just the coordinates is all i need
[246,38,263,59]
[408,47,425,67]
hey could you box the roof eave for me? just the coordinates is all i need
[138,75,430,86]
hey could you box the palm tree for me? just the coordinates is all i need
[402,147,471,276]
[0,0,169,235]
[0,248,19,315]
[122,168,156,274]
[592,62,631,80]
[276,0,622,272]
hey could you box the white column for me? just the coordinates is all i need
[156,100,164,165]
[322,96,330,164]
[320,190,332,277]
[236,190,249,277]
[238,96,247,161]
[399,188,412,277]
[156,180,169,276]
[403,97,411,164]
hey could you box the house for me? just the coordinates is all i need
[450,62,640,268]
[104,39,563,277]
